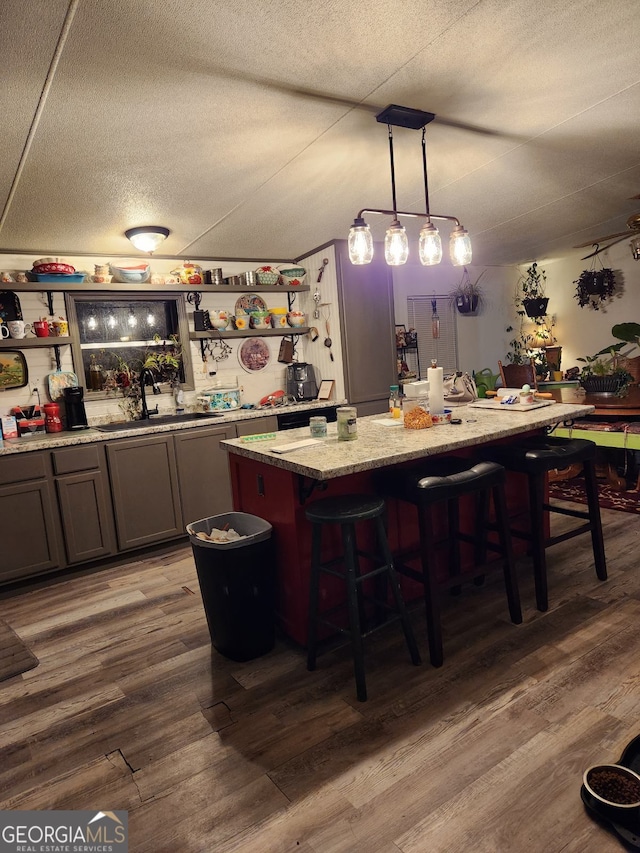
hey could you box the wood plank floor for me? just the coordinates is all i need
[1,504,639,852]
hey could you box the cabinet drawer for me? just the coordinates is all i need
[52,444,101,475]
[0,451,48,485]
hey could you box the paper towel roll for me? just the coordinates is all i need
[427,365,444,414]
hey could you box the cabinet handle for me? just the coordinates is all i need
[257,473,265,497]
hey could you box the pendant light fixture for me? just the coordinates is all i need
[125,226,170,254]
[348,105,471,267]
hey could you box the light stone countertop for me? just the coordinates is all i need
[0,400,337,456]
[222,401,596,480]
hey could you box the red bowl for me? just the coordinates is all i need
[33,262,75,275]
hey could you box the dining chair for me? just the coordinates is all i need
[498,358,538,389]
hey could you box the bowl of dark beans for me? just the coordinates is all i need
[583,764,640,824]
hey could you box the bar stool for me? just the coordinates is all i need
[478,435,607,611]
[306,493,421,702]
[377,458,522,668]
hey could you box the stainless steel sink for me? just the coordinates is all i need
[96,412,223,432]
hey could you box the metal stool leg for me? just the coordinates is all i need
[374,515,421,666]
[583,457,608,581]
[341,522,367,702]
[306,522,322,672]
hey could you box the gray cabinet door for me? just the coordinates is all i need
[234,415,278,437]
[335,240,396,414]
[106,434,182,550]
[0,479,61,582]
[174,424,237,528]
[56,470,115,564]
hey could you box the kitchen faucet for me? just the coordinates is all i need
[139,367,160,420]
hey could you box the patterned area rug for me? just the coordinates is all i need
[0,618,38,683]
[549,477,640,515]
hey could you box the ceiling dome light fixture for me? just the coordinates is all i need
[125,226,170,254]
[348,105,471,267]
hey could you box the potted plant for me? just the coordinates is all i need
[517,261,548,320]
[574,267,616,310]
[577,341,633,395]
[450,267,486,315]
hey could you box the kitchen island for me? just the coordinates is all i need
[224,400,594,644]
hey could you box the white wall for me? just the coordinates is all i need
[392,260,518,375]
[541,242,640,372]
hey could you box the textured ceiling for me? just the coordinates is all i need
[0,0,638,265]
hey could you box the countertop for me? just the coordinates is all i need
[0,400,338,455]
[222,401,595,480]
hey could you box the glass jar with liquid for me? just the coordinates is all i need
[337,406,357,441]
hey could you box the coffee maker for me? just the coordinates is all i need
[285,363,318,401]
[63,386,89,430]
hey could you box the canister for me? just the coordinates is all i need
[309,416,327,438]
[43,402,63,433]
[336,406,357,441]
[198,387,241,411]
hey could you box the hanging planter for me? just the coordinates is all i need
[450,268,485,315]
[574,264,616,310]
[522,296,549,319]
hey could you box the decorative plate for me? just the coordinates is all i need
[235,294,267,315]
[0,350,28,390]
[238,338,271,372]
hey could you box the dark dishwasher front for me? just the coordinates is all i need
[276,406,337,431]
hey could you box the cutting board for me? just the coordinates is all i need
[468,399,555,412]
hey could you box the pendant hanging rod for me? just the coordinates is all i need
[422,127,430,217]
[356,208,461,227]
[387,125,398,216]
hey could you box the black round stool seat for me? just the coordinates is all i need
[380,458,505,505]
[305,494,385,525]
[480,436,596,475]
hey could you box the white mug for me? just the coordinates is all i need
[0,323,9,339]
[7,320,31,339]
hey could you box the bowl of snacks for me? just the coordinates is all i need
[583,764,640,823]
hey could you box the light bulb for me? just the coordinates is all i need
[348,217,374,264]
[125,226,170,254]
[450,225,472,266]
[418,221,442,266]
[146,312,155,326]
[108,313,116,328]
[87,314,97,330]
[384,220,409,266]
[128,309,137,328]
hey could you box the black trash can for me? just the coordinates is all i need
[187,512,276,662]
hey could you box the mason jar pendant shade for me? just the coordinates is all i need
[348,217,374,264]
[419,220,442,265]
[347,105,471,267]
[385,220,409,265]
[450,225,472,266]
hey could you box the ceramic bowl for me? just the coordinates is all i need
[233,314,250,331]
[583,764,640,823]
[255,266,281,286]
[279,266,306,286]
[250,312,272,330]
[430,408,452,425]
[287,312,306,328]
[209,310,230,330]
[110,263,151,283]
[33,262,75,275]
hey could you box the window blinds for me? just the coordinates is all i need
[407,295,459,375]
